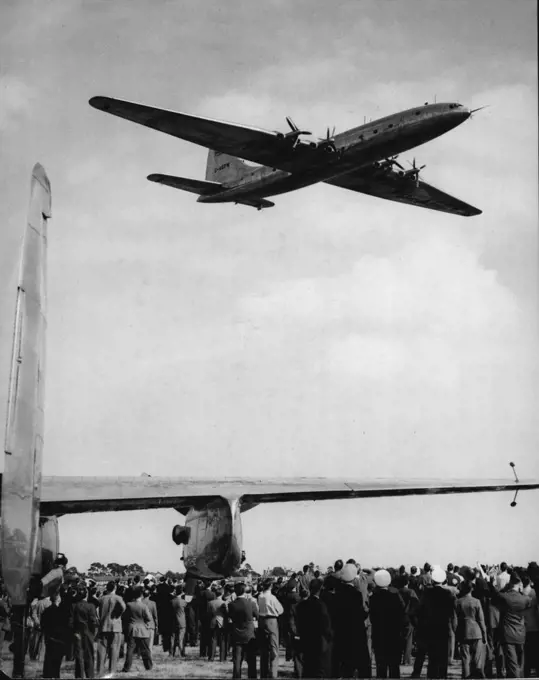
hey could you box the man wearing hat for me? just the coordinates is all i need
[455,580,487,679]
[333,563,371,678]
[493,572,532,678]
[369,569,405,679]
[416,566,457,679]
[296,578,333,678]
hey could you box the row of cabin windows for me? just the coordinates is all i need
[360,111,426,140]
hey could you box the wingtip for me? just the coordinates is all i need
[89,95,112,111]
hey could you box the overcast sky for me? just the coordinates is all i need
[1,0,538,574]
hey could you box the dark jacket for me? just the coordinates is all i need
[333,582,369,644]
[296,596,333,650]
[417,585,457,640]
[297,596,333,678]
[198,588,216,622]
[227,596,259,644]
[369,587,405,648]
[72,600,98,640]
[399,586,419,625]
[41,602,71,645]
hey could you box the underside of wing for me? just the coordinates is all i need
[325,169,482,217]
[89,96,288,167]
[37,475,539,515]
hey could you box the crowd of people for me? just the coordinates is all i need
[0,556,537,679]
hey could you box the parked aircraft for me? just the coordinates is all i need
[89,95,483,215]
[2,166,537,676]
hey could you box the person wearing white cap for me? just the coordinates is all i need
[415,565,457,679]
[369,570,405,678]
[333,563,371,678]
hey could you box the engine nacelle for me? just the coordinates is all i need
[172,525,191,546]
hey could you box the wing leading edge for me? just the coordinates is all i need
[89,96,286,167]
[34,475,539,515]
[325,170,482,217]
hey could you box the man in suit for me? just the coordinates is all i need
[198,582,216,658]
[332,563,371,679]
[122,586,153,672]
[456,580,487,679]
[296,578,333,678]
[493,572,532,678]
[72,586,98,679]
[142,589,159,661]
[287,581,305,678]
[417,566,457,679]
[228,581,259,679]
[41,591,72,679]
[96,581,126,677]
[208,587,227,662]
[155,579,174,654]
[369,569,405,679]
[398,573,419,666]
[171,585,187,658]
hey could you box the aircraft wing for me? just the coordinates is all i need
[36,475,539,515]
[89,96,294,168]
[325,169,482,217]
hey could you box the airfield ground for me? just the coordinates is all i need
[2,645,463,678]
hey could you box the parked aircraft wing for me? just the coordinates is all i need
[36,475,539,515]
[90,96,292,168]
[325,170,482,217]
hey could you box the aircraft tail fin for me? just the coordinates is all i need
[205,150,254,184]
[2,163,51,607]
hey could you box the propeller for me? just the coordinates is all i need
[317,125,337,152]
[404,157,426,185]
[383,155,404,171]
[276,116,312,146]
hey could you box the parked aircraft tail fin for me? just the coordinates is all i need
[205,150,254,184]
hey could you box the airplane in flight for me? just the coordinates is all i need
[2,165,537,676]
[89,95,484,216]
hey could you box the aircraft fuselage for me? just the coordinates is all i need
[197,102,470,204]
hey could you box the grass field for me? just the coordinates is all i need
[1,643,463,678]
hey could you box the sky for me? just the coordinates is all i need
[1,0,538,574]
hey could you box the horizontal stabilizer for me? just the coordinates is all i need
[148,173,223,196]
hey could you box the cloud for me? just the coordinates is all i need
[0,76,36,131]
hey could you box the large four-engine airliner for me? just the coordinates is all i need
[89,95,483,216]
[2,165,537,676]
